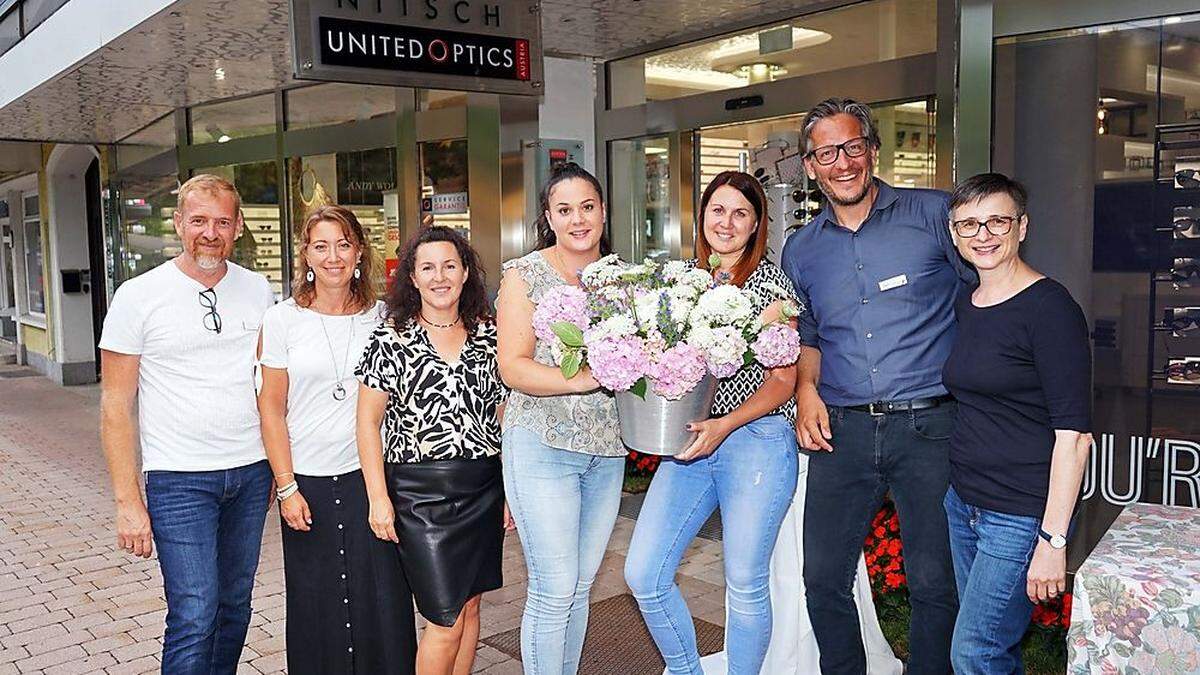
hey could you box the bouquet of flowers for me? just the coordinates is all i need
[531,254,802,400]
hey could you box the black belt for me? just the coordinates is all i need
[846,395,954,416]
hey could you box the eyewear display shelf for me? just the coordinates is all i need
[1148,123,1200,424]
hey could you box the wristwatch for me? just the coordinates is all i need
[1038,528,1067,549]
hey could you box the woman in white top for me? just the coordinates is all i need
[257,205,416,675]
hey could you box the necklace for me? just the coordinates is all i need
[318,314,355,401]
[420,313,461,329]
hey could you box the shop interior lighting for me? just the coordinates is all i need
[1164,16,1183,25]
[214,67,226,81]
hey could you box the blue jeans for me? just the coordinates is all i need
[502,427,625,675]
[625,415,798,675]
[803,404,959,675]
[145,460,272,675]
[944,485,1039,675]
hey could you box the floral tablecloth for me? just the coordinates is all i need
[1068,503,1200,674]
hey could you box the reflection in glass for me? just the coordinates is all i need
[22,195,43,314]
[609,136,671,263]
[286,84,397,130]
[419,140,470,233]
[288,148,399,292]
[608,0,935,106]
[110,115,181,286]
[190,93,277,144]
[195,162,283,298]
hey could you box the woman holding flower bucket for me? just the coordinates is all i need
[496,163,626,675]
[620,171,805,675]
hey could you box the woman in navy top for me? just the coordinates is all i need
[940,173,1092,675]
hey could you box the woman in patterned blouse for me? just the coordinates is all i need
[355,226,508,675]
[624,171,802,675]
[495,162,627,675]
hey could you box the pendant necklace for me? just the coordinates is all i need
[319,313,355,401]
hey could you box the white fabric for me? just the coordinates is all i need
[696,454,904,675]
[99,261,275,472]
[258,299,385,476]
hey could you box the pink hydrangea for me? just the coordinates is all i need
[707,359,742,379]
[532,285,590,343]
[587,336,648,392]
[751,324,802,368]
[647,343,707,400]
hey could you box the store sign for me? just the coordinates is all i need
[421,192,469,215]
[1082,434,1200,508]
[291,0,543,96]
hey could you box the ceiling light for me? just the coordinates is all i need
[214,67,226,81]
[1164,16,1182,25]
[709,26,831,61]
[218,135,231,143]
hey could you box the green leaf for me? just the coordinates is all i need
[552,321,585,348]
[743,350,756,366]
[560,350,582,379]
[630,377,648,400]
[1158,587,1184,609]
[1111,642,1131,658]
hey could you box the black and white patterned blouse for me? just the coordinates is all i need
[355,319,507,464]
[710,259,804,422]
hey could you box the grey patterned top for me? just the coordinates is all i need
[500,251,626,457]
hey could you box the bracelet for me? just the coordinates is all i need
[275,481,299,502]
[274,472,295,481]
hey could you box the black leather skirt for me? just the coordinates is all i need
[384,456,504,627]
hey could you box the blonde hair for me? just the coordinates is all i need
[177,174,242,214]
[292,205,377,312]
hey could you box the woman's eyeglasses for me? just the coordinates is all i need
[951,215,1018,238]
[198,288,222,334]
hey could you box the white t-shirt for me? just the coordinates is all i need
[99,260,275,472]
[258,299,386,476]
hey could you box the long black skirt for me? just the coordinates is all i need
[385,456,504,627]
[282,469,416,675]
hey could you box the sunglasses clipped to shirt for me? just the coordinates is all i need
[199,287,222,334]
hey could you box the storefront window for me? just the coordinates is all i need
[0,6,19,57]
[419,139,470,234]
[190,93,276,144]
[609,136,671,263]
[110,115,181,285]
[286,83,397,130]
[195,162,283,297]
[608,0,935,107]
[21,0,68,33]
[287,148,399,290]
[993,14,1200,545]
[22,193,43,315]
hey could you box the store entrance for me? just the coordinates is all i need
[606,97,937,265]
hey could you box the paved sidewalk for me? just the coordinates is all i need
[0,367,727,674]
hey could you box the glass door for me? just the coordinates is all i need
[608,133,694,263]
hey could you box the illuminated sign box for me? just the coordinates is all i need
[291,0,543,95]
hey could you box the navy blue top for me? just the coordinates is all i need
[781,179,974,406]
[942,278,1092,517]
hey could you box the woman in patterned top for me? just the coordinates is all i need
[495,163,626,675]
[624,171,802,675]
[355,226,508,675]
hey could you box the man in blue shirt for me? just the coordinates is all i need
[782,98,973,675]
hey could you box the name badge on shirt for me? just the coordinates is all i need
[879,274,908,292]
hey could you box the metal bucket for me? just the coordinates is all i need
[615,376,718,456]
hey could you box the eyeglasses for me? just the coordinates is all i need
[198,288,222,334]
[1174,218,1200,238]
[1176,169,1200,189]
[951,215,1019,238]
[806,136,871,166]
[1170,258,1200,282]
[1167,361,1200,382]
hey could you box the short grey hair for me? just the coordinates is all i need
[801,98,881,153]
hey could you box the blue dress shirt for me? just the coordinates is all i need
[781,179,975,406]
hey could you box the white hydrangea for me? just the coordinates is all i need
[584,314,638,344]
[680,268,714,292]
[691,284,755,330]
[689,324,747,368]
[580,254,626,288]
[633,289,665,326]
[661,260,690,283]
[665,285,699,325]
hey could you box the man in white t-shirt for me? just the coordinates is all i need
[99,174,275,675]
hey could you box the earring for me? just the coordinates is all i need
[306,268,314,283]
[353,267,361,280]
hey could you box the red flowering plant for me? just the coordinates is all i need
[862,498,1072,667]
[626,449,662,476]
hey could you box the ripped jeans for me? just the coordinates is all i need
[625,415,798,675]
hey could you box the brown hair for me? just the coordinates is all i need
[385,226,491,334]
[695,171,770,287]
[178,174,242,214]
[292,205,377,312]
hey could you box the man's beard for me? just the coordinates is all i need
[816,160,875,207]
[195,254,223,270]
